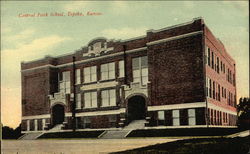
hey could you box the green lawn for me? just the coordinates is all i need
[113,136,250,154]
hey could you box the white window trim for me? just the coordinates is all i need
[101,62,115,80]
[172,110,180,126]
[84,91,97,108]
[27,120,30,131]
[42,119,46,130]
[101,89,116,107]
[84,66,97,83]
[132,56,148,85]
[118,60,125,77]
[34,119,38,131]
[188,109,196,125]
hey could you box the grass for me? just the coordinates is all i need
[112,136,250,154]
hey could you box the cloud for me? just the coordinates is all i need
[2,35,71,60]
[1,35,71,88]
[1,35,71,127]
[1,26,12,34]
[101,27,147,40]
[63,1,90,11]
[5,29,36,43]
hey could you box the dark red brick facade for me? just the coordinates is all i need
[21,18,237,132]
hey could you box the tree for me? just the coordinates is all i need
[237,97,250,129]
[2,124,22,139]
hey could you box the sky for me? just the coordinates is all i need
[1,1,249,128]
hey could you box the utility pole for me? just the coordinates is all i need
[72,56,76,131]
[123,45,128,85]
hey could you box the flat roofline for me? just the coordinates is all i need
[22,17,204,65]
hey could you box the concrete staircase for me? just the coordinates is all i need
[48,124,64,132]
[18,132,44,140]
[99,120,146,139]
[124,120,146,130]
[19,124,64,140]
[100,130,131,139]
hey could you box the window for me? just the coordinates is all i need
[84,117,91,128]
[222,87,224,98]
[76,69,81,84]
[101,62,115,80]
[101,89,116,107]
[188,109,196,125]
[227,68,229,82]
[132,56,148,85]
[42,119,46,130]
[76,93,81,109]
[206,77,211,97]
[218,84,221,101]
[233,74,235,86]
[84,91,97,108]
[172,110,180,126]
[229,70,232,83]
[217,57,220,73]
[119,60,125,77]
[209,79,212,98]
[220,61,223,71]
[34,119,38,131]
[84,66,96,83]
[207,47,211,66]
[158,111,165,120]
[212,81,215,99]
[59,71,71,94]
[223,64,225,73]
[27,120,30,131]
[211,52,214,69]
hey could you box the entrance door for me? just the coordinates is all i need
[52,104,65,126]
[127,96,146,122]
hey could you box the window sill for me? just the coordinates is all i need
[99,79,116,83]
[100,105,116,108]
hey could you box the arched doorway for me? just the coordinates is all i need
[127,95,146,122]
[52,104,65,126]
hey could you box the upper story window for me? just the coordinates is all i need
[211,52,214,69]
[76,93,81,109]
[101,62,115,80]
[132,56,148,85]
[207,47,211,66]
[220,61,223,72]
[58,71,70,94]
[84,66,96,83]
[206,77,211,98]
[223,64,225,73]
[216,57,220,73]
[101,89,116,107]
[119,60,125,77]
[84,91,97,108]
[76,69,81,84]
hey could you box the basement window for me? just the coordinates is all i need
[172,110,180,126]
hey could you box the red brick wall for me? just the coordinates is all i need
[148,34,205,105]
[22,68,50,116]
[204,25,236,112]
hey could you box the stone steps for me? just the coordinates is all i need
[100,130,131,139]
[100,120,146,139]
[19,132,44,140]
